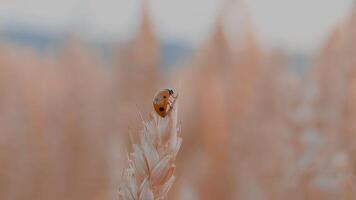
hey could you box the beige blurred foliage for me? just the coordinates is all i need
[0,1,356,200]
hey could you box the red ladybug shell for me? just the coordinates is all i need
[153,89,176,117]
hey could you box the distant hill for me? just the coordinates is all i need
[0,23,191,69]
[160,41,191,69]
[1,23,62,52]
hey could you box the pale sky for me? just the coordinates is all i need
[0,0,354,52]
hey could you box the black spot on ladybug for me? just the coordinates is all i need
[163,96,167,99]
[159,107,165,111]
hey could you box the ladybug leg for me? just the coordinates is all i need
[168,93,178,104]
[173,93,179,99]
[168,97,177,107]
[167,97,177,112]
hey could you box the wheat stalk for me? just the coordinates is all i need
[119,104,181,200]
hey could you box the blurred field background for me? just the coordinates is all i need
[0,0,356,199]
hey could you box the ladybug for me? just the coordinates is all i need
[153,88,178,117]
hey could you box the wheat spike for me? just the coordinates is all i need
[119,104,181,200]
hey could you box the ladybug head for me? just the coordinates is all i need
[168,89,174,95]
